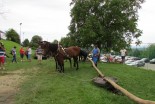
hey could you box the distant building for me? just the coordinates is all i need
[0,30,6,40]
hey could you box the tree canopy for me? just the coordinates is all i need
[68,0,145,52]
[5,28,20,44]
[30,35,42,49]
[22,39,30,47]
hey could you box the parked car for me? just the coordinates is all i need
[140,58,149,63]
[125,60,135,64]
[150,58,155,64]
[126,60,145,67]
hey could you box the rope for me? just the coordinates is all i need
[87,57,155,104]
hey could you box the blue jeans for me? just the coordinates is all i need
[12,54,17,63]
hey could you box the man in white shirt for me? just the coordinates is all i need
[120,48,127,63]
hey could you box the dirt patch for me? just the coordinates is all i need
[0,69,28,104]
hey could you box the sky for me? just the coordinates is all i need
[0,0,155,45]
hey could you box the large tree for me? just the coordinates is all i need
[22,38,30,47]
[30,35,42,49]
[69,0,144,52]
[5,28,20,44]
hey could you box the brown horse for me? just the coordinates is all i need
[39,41,85,72]
[64,46,81,70]
[53,45,81,72]
[39,41,72,71]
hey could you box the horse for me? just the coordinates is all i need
[79,49,88,62]
[39,41,86,72]
[39,41,72,71]
[64,46,81,70]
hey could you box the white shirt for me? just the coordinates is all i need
[120,49,127,56]
[28,48,32,54]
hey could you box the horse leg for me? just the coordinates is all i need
[54,57,58,71]
[59,58,65,73]
[69,58,72,68]
[61,59,65,73]
[73,58,76,67]
[74,57,79,70]
[76,57,79,70]
[62,63,64,73]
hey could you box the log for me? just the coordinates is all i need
[87,57,155,104]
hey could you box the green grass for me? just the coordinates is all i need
[1,59,154,104]
[0,40,155,104]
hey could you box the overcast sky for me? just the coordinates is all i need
[0,0,155,45]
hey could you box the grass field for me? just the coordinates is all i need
[0,40,155,104]
[2,58,155,104]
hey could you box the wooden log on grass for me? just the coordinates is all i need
[87,57,155,104]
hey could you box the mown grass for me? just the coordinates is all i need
[2,58,154,104]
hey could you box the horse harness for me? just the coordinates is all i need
[55,44,70,59]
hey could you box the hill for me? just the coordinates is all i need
[0,39,26,61]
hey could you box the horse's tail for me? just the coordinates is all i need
[79,49,88,61]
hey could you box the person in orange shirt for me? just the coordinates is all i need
[19,46,25,62]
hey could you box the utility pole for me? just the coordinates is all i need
[20,23,22,44]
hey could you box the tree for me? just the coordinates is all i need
[5,28,20,44]
[145,44,155,59]
[22,39,30,47]
[30,35,42,49]
[69,0,144,52]
[60,36,75,47]
[52,39,58,44]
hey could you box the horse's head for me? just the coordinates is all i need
[39,41,50,56]
[39,41,59,57]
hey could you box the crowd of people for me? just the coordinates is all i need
[0,42,44,70]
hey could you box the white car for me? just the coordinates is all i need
[125,60,135,64]
[126,60,145,67]
[150,58,155,64]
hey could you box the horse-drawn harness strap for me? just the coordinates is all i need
[57,44,70,58]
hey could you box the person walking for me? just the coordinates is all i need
[36,45,43,64]
[0,42,5,70]
[120,48,127,64]
[92,44,100,67]
[12,46,17,63]
[19,46,25,62]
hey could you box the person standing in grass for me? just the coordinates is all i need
[19,46,25,62]
[0,42,5,70]
[120,48,127,64]
[12,46,17,63]
[36,45,43,64]
[27,46,32,62]
[92,44,100,67]
[25,47,28,59]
